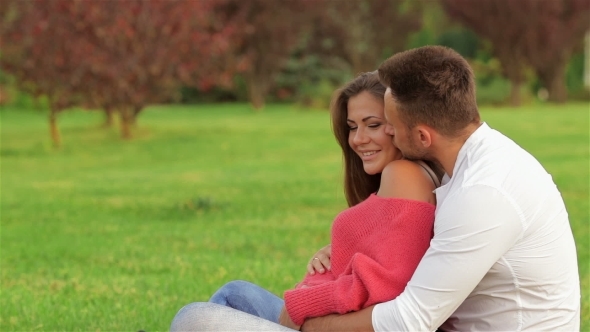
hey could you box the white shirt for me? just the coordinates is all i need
[372,123,580,331]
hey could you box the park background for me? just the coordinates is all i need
[1,0,589,331]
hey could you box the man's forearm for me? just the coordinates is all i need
[301,305,375,332]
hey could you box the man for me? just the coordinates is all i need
[301,46,580,331]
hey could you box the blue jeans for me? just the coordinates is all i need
[209,280,284,322]
[170,280,290,331]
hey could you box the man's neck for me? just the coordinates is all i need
[433,123,482,177]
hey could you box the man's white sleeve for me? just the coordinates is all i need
[372,184,524,331]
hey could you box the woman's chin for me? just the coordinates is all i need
[363,166,381,175]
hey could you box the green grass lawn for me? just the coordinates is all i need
[1,102,588,331]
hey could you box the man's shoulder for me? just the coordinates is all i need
[462,131,547,188]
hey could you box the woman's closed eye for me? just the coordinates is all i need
[349,123,382,131]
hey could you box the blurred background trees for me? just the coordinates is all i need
[218,0,313,110]
[1,0,589,144]
[442,0,590,105]
[306,0,423,75]
[1,0,234,143]
[519,0,590,103]
[441,0,531,106]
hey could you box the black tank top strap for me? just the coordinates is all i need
[415,160,441,188]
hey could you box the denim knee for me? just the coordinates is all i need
[210,280,254,302]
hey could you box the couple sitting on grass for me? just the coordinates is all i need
[170,46,580,331]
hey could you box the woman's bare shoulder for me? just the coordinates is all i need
[377,160,437,204]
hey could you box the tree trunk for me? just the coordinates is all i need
[585,30,590,91]
[49,108,61,148]
[118,108,133,140]
[541,63,568,103]
[508,79,522,106]
[246,74,267,111]
[130,105,143,126]
[103,106,115,128]
[497,49,526,107]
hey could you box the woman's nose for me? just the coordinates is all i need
[352,129,370,145]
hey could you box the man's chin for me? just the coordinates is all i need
[401,150,430,161]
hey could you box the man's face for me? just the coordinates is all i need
[383,88,429,160]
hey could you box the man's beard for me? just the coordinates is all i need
[400,134,433,162]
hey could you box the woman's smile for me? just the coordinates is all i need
[359,150,380,160]
[347,91,401,175]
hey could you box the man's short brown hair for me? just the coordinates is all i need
[378,46,480,137]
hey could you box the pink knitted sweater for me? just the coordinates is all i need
[283,194,435,326]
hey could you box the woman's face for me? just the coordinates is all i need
[347,91,402,175]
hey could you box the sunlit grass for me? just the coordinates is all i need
[1,102,588,331]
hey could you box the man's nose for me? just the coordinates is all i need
[385,124,395,136]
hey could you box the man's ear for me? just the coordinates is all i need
[415,125,433,148]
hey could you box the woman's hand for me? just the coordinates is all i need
[307,244,332,275]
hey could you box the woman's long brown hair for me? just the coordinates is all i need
[331,72,386,207]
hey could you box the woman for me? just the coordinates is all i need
[170,72,442,331]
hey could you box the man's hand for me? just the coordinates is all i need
[278,305,301,330]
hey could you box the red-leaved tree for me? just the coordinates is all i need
[217,0,313,110]
[442,0,590,104]
[519,0,590,103]
[1,0,82,146]
[0,0,235,143]
[441,0,530,106]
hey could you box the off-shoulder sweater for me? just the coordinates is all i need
[283,194,435,326]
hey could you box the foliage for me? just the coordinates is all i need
[306,0,423,75]
[0,0,234,142]
[518,0,590,103]
[1,0,587,119]
[1,103,588,331]
[435,27,480,59]
[217,0,313,110]
[178,86,240,104]
[441,0,531,106]
[176,0,426,109]
[180,0,425,109]
[275,54,352,108]
[475,76,512,106]
[441,0,590,105]
[406,0,450,50]
[470,54,536,105]
[566,52,590,100]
